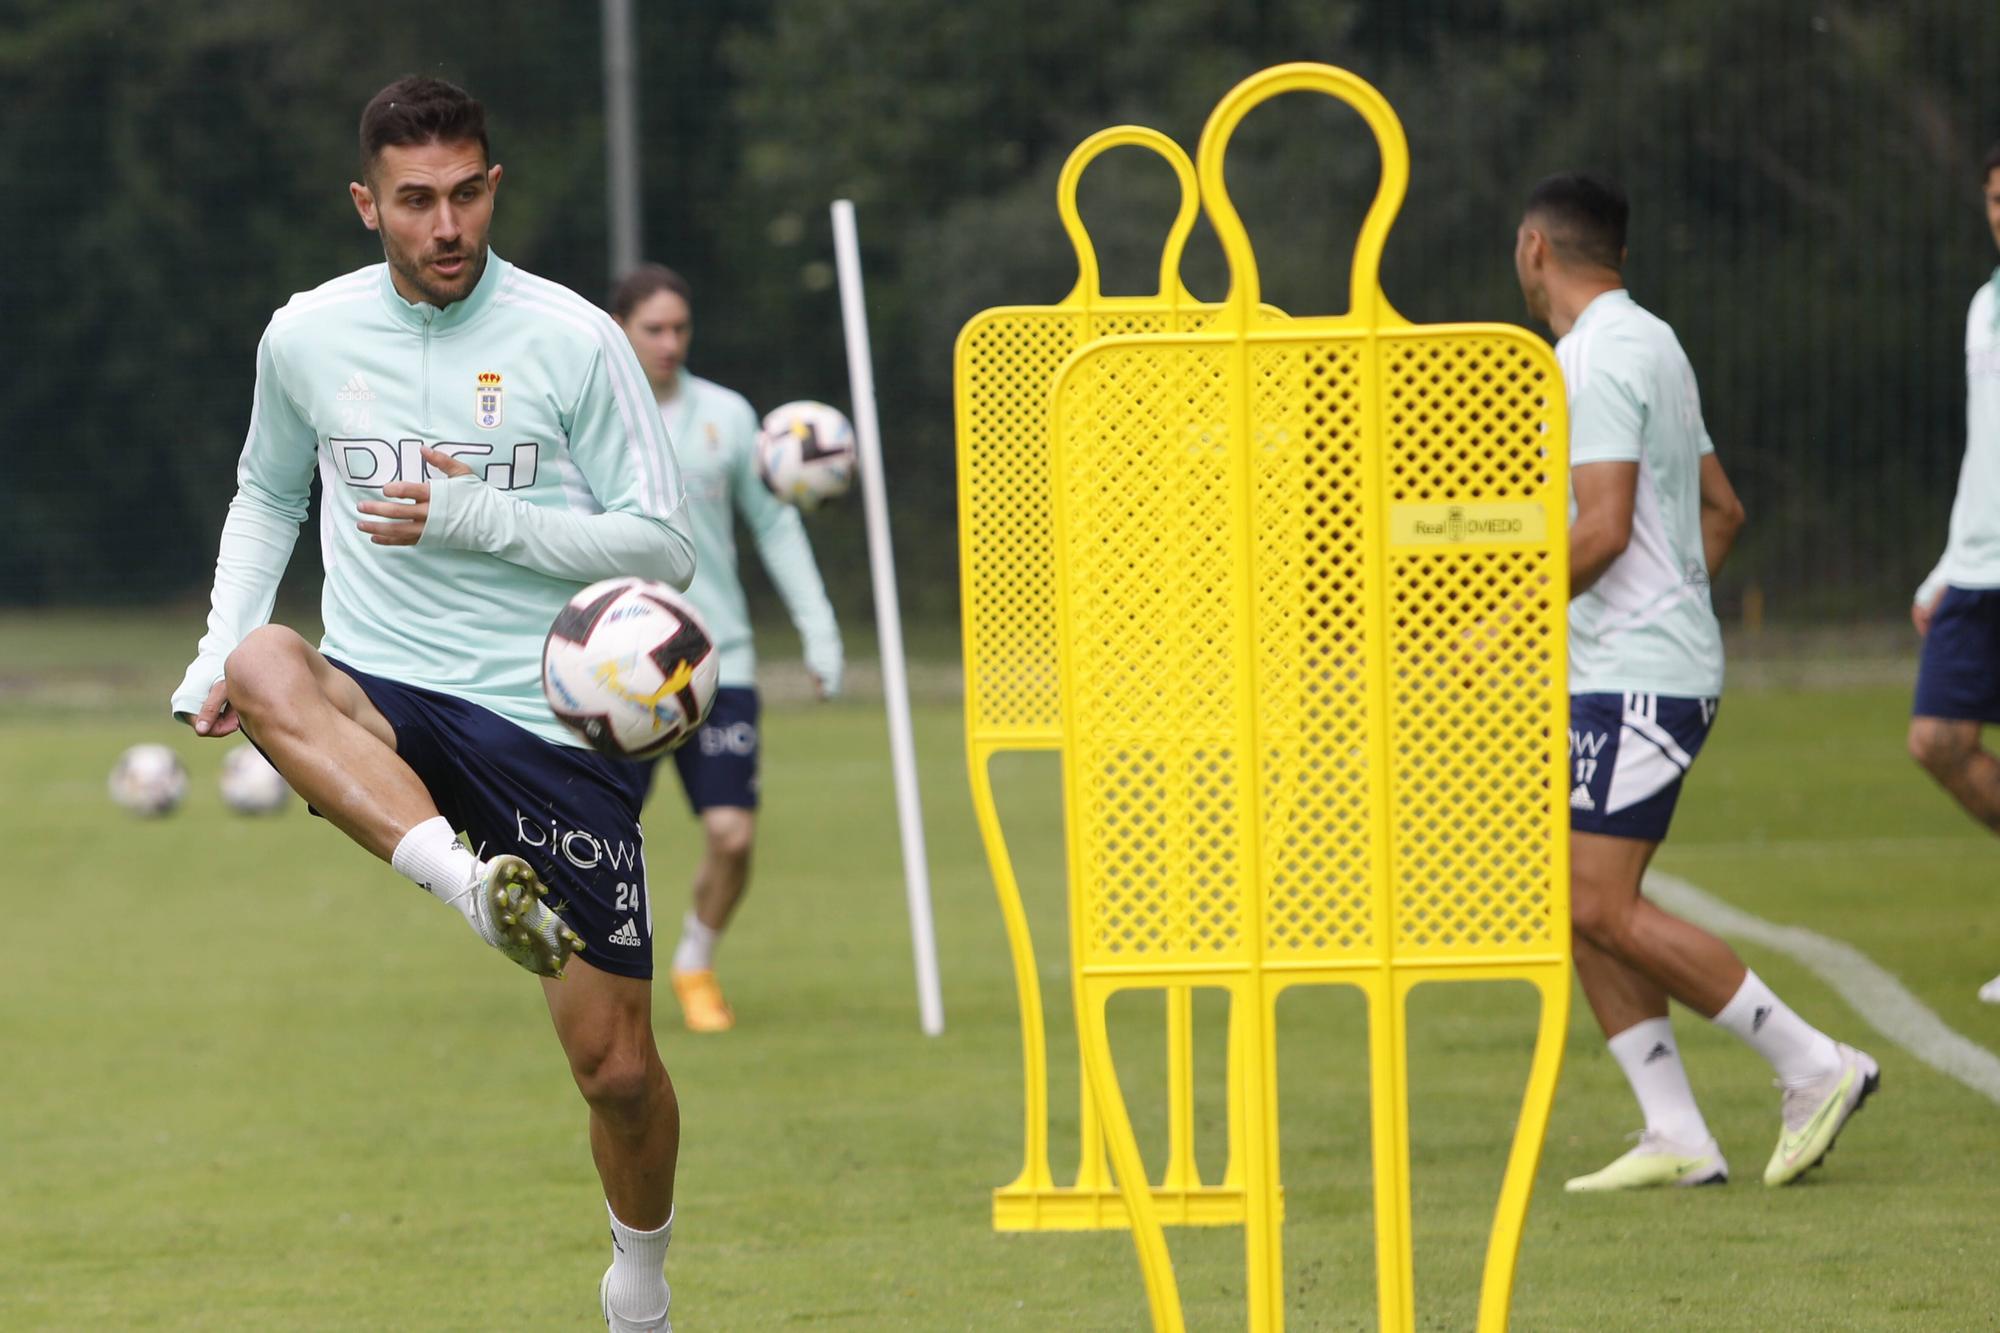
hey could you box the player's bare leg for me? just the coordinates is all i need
[1572,834,1671,1038]
[1908,719,2000,1000]
[222,624,581,975]
[1573,933,1669,1034]
[1570,829,1877,1185]
[1909,717,2000,831]
[544,959,679,1331]
[671,807,753,1032]
[1566,836,1725,1190]
[1571,831,1746,1016]
[224,624,426,856]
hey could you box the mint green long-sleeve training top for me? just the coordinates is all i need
[170,254,693,747]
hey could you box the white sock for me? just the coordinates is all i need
[606,1203,672,1323]
[1606,1017,1712,1146]
[1711,969,1842,1085]
[390,816,481,921]
[672,911,719,973]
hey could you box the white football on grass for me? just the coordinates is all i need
[109,743,189,817]
[219,744,290,815]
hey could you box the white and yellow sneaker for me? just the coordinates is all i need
[601,1269,671,1332]
[1564,1131,1729,1192]
[1763,1042,1879,1186]
[464,855,583,978]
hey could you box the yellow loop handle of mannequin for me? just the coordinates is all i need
[1056,125,1202,305]
[1195,62,1411,326]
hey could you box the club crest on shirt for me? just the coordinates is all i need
[704,422,720,452]
[475,371,504,430]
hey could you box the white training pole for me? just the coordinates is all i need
[601,0,641,284]
[831,199,946,1037]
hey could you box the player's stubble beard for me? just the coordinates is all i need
[382,228,487,309]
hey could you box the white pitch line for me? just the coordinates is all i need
[1646,870,2000,1107]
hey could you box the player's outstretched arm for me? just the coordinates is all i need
[1697,452,1747,578]
[170,326,313,729]
[734,406,843,698]
[1570,460,1639,596]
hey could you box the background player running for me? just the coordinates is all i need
[1515,173,1879,1190]
[171,77,689,1331]
[1909,140,2000,1004]
[612,264,843,1034]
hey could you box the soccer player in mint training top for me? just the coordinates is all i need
[170,78,689,1332]
[1910,140,2000,1004]
[611,264,843,1033]
[1515,173,1879,1191]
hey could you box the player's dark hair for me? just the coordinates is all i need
[359,76,489,177]
[611,264,694,320]
[1524,172,1629,272]
[1983,140,2000,182]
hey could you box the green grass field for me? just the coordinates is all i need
[4,614,1999,1329]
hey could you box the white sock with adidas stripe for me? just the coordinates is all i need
[1712,969,1841,1086]
[1607,1017,1712,1147]
[606,1202,672,1325]
[390,816,482,923]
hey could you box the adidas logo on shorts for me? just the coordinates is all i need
[1570,782,1596,811]
[607,918,643,948]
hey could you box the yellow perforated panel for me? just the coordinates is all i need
[1251,342,1380,962]
[959,305,1219,741]
[1055,342,1246,962]
[1380,333,1563,958]
[1054,326,1566,974]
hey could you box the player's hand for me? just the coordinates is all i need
[356,447,475,545]
[186,677,241,738]
[811,672,831,702]
[1913,586,1946,637]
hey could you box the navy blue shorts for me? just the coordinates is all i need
[328,659,659,979]
[1913,587,2000,723]
[663,686,761,813]
[1568,692,1719,841]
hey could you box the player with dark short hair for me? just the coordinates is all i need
[1910,139,2000,1002]
[611,262,843,1034]
[171,75,691,1331]
[1517,171,1879,1191]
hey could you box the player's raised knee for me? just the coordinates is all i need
[1908,716,1973,775]
[703,810,754,864]
[222,625,313,717]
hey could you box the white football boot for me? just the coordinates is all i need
[1978,973,2000,1004]
[1564,1130,1729,1191]
[1763,1042,1880,1186]
[461,855,583,978]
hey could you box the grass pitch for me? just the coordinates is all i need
[3,614,1998,1329]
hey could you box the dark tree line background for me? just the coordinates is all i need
[5,0,1997,627]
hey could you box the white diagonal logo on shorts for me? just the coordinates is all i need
[607,918,643,947]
